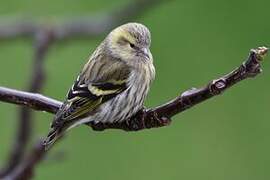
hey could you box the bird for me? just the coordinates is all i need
[43,22,155,150]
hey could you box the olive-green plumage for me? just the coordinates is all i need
[44,22,155,149]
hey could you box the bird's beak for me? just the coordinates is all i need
[140,48,150,59]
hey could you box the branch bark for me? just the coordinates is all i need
[0,47,268,131]
[0,87,60,114]
[0,47,268,179]
[0,0,165,40]
[0,1,165,179]
[0,30,53,177]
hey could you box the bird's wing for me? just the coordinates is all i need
[51,56,130,129]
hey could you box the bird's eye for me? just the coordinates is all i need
[129,43,135,48]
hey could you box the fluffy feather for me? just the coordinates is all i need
[44,23,155,149]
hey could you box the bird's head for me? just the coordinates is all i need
[105,22,152,67]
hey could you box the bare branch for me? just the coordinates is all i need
[3,141,46,180]
[0,0,165,40]
[0,87,60,114]
[54,0,165,39]
[0,30,53,177]
[0,47,267,131]
[0,46,267,179]
[0,1,165,179]
[0,20,36,39]
[82,47,270,131]
[0,0,267,179]
[0,47,267,179]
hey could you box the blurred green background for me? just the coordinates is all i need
[0,0,270,179]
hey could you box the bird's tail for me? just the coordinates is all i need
[43,127,63,151]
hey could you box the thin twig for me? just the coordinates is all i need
[3,140,46,180]
[0,0,165,40]
[0,30,53,178]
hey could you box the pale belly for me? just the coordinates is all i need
[69,66,154,129]
[89,83,147,123]
[68,83,148,130]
